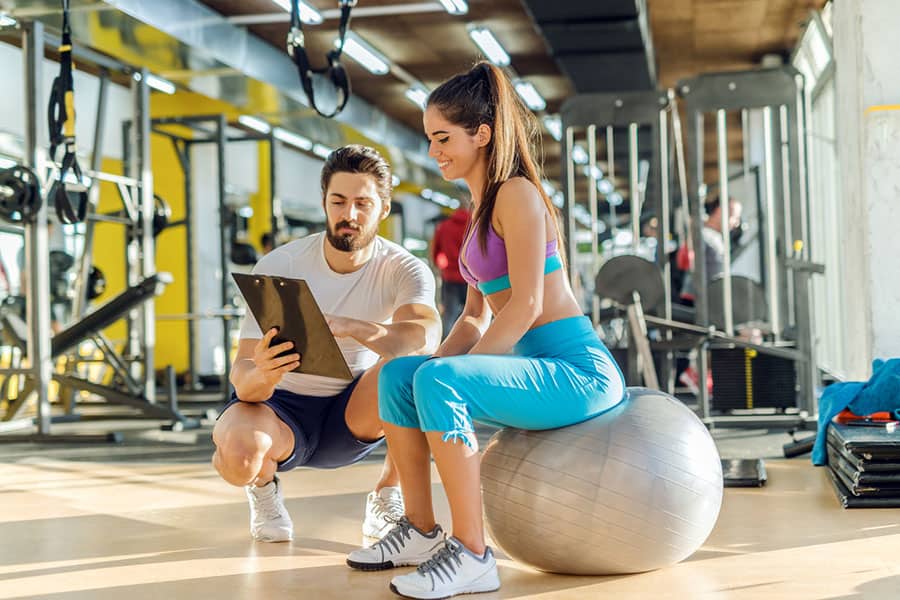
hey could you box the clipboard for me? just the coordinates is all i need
[232,273,354,380]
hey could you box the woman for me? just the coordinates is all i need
[346,62,626,598]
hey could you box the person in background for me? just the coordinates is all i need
[260,232,274,255]
[430,207,471,337]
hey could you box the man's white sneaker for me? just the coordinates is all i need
[347,517,445,571]
[362,486,405,541]
[245,476,293,542]
[389,537,500,600]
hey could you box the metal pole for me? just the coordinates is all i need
[564,125,577,288]
[762,106,781,340]
[606,126,616,232]
[216,115,232,402]
[779,105,795,324]
[134,68,156,404]
[787,99,816,416]
[659,108,674,394]
[628,122,639,252]
[716,109,734,336]
[71,73,108,320]
[23,21,52,435]
[587,124,599,328]
[268,134,279,245]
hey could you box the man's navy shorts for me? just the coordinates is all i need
[221,377,384,470]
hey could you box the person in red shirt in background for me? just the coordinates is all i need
[430,207,471,338]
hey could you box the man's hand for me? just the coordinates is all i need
[325,314,357,338]
[253,327,301,385]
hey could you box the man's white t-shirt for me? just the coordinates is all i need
[238,232,436,397]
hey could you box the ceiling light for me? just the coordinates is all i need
[312,143,333,159]
[542,115,562,141]
[0,14,17,27]
[271,0,323,24]
[144,73,176,94]
[437,0,468,15]
[404,86,429,110]
[273,127,313,151]
[238,115,271,135]
[571,145,588,165]
[607,192,624,207]
[337,32,390,75]
[514,80,546,111]
[467,27,510,66]
[597,178,614,194]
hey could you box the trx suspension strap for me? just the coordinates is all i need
[287,0,356,119]
[48,0,88,224]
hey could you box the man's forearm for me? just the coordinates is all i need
[344,318,438,359]
[230,358,275,402]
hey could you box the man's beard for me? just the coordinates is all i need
[326,220,377,252]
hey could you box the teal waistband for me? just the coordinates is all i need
[476,253,563,295]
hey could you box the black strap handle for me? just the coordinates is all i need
[287,0,356,119]
[47,0,88,224]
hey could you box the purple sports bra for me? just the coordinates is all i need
[458,221,561,294]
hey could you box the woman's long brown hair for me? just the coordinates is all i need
[427,61,562,254]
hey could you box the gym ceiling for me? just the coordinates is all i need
[195,0,825,185]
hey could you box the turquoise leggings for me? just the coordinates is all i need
[378,316,626,446]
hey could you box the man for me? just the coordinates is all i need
[429,207,470,337]
[214,145,441,544]
[679,194,743,302]
[678,194,743,393]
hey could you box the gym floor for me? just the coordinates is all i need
[1,416,899,599]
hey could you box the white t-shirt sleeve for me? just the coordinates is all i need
[393,254,437,311]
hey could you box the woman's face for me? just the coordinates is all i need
[423,105,486,182]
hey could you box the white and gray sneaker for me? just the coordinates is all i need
[362,486,405,542]
[245,475,293,542]
[389,537,500,599]
[347,517,445,571]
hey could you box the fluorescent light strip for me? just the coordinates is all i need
[514,80,546,111]
[0,14,17,27]
[571,145,588,165]
[468,27,510,66]
[338,33,390,75]
[542,115,562,141]
[273,127,313,151]
[238,115,271,135]
[145,74,176,95]
[437,0,468,15]
[404,86,429,111]
[312,143,333,159]
[271,0,323,24]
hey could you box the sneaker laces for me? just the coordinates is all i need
[374,516,416,555]
[251,484,286,521]
[417,540,464,584]
[372,490,404,524]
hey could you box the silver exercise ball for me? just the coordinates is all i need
[480,387,723,575]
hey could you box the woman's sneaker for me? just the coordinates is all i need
[245,476,293,542]
[362,486,405,542]
[347,517,445,571]
[389,537,500,599]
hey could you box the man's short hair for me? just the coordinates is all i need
[320,145,392,206]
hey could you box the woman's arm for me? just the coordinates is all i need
[434,285,492,357]
[468,178,546,355]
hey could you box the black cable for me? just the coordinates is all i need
[287,0,356,119]
[47,0,88,224]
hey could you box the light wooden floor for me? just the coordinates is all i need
[1,458,900,599]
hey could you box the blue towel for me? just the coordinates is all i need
[813,358,900,465]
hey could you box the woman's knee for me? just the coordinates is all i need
[378,356,430,427]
